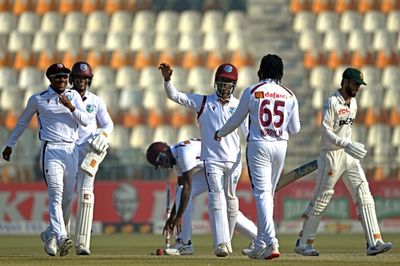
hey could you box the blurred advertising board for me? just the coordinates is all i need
[0,180,399,234]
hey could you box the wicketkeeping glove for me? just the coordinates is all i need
[344,142,367,160]
[88,129,109,153]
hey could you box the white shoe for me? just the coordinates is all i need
[215,243,229,257]
[44,237,57,256]
[294,239,319,256]
[248,243,280,260]
[76,245,91,255]
[59,237,73,257]
[164,240,194,255]
[41,230,57,256]
[242,240,255,256]
[366,240,392,256]
[226,242,233,254]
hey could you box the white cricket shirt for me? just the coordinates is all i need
[218,79,300,142]
[164,81,247,163]
[320,89,357,151]
[76,90,114,145]
[170,138,202,176]
[7,87,90,147]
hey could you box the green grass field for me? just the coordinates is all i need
[0,233,399,265]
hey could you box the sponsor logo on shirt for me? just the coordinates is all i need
[255,91,264,99]
[229,107,236,115]
[339,118,354,126]
[86,104,94,113]
[255,91,288,99]
[338,108,350,115]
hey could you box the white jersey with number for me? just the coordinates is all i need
[76,90,114,146]
[320,90,357,151]
[164,81,248,163]
[6,87,89,147]
[218,79,300,141]
[170,138,202,176]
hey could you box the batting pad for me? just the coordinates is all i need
[310,190,334,216]
[75,190,94,250]
[356,182,381,246]
[299,190,334,247]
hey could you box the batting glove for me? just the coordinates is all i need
[89,129,109,153]
[344,142,367,160]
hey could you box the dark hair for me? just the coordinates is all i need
[257,54,283,82]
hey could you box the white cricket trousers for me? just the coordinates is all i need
[203,160,240,248]
[246,140,287,248]
[180,167,257,243]
[40,141,78,245]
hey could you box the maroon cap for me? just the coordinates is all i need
[215,63,238,81]
[46,63,71,78]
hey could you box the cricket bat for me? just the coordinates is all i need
[275,160,318,192]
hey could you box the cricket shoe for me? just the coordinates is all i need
[164,240,194,255]
[366,240,392,256]
[242,240,255,256]
[248,243,280,260]
[59,237,73,257]
[215,243,229,257]
[227,242,233,254]
[294,239,319,256]
[40,230,57,256]
[76,244,91,255]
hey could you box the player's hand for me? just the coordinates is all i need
[172,216,183,235]
[214,131,221,141]
[344,141,367,160]
[159,62,173,81]
[89,130,109,153]
[2,146,12,161]
[162,215,175,236]
[59,94,75,112]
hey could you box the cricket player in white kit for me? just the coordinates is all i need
[2,63,90,257]
[68,61,114,255]
[159,62,248,257]
[146,139,258,256]
[215,54,301,260]
[294,67,392,256]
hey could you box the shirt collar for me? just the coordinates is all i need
[260,79,277,84]
[335,89,346,105]
[47,86,60,96]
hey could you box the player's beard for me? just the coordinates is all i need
[345,83,357,98]
[51,79,67,94]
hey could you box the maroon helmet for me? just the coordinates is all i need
[69,61,93,87]
[215,63,238,81]
[146,142,169,167]
[214,63,238,100]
